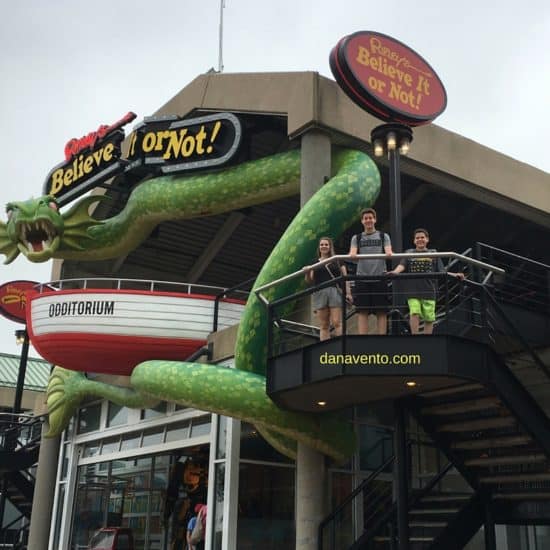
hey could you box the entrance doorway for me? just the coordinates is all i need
[69,446,209,550]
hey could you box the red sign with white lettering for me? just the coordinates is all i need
[0,280,39,324]
[330,31,447,126]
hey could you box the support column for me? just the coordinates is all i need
[296,442,326,550]
[27,419,61,550]
[295,130,331,550]
[296,130,332,333]
[300,130,331,206]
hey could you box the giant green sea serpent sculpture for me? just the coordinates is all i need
[0,148,380,462]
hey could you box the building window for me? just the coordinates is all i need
[237,462,295,549]
[166,420,190,442]
[358,425,394,472]
[190,416,211,438]
[78,403,101,434]
[107,403,128,427]
[141,401,168,420]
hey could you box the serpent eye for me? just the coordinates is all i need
[49,202,58,211]
[6,208,13,220]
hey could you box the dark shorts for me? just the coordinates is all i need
[352,279,390,311]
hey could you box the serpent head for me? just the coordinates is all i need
[0,194,106,264]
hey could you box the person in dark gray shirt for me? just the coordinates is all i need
[349,208,393,335]
[389,228,464,334]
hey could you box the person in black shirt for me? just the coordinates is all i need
[305,237,351,341]
[389,228,464,334]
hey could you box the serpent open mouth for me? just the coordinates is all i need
[18,219,57,253]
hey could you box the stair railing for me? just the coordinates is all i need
[483,288,550,380]
[350,445,468,550]
[0,513,30,549]
[474,242,550,314]
[318,437,398,550]
[212,276,255,332]
[0,414,43,453]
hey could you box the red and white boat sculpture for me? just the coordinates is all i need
[27,279,246,376]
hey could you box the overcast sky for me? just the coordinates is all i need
[0,0,549,358]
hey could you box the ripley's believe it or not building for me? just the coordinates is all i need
[1,31,550,550]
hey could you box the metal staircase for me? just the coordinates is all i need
[311,246,550,549]
[0,414,42,549]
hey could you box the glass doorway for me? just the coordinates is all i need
[69,448,209,550]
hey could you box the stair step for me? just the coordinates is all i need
[419,383,485,398]
[421,396,502,416]
[374,536,435,542]
[465,453,546,467]
[451,434,532,450]
[480,472,550,484]
[420,494,471,502]
[437,416,516,432]
[409,521,447,528]
[493,492,550,500]
[410,508,460,514]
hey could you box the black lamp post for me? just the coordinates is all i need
[370,123,413,255]
[13,328,30,414]
[371,125,414,550]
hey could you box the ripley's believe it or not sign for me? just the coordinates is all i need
[43,111,243,206]
[0,280,39,324]
[330,31,447,125]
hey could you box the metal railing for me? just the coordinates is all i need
[474,242,550,314]
[0,514,30,549]
[0,415,42,550]
[0,414,42,453]
[255,252,503,299]
[33,277,250,334]
[213,276,255,332]
[255,252,502,356]
[318,440,464,550]
[264,274,491,358]
[37,277,248,297]
[319,438,399,550]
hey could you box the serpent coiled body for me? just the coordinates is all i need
[2,148,381,462]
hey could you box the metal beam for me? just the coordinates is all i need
[186,211,246,283]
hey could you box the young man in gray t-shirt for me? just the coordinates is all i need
[349,208,393,335]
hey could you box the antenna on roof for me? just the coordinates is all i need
[218,0,225,72]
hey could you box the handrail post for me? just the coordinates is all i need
[213,294,222,333]
[479,286,489,343]
[267,302,274,360]
[341,277,347,357]
[474,242,483,283]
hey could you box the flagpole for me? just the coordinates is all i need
[218,0,225,72]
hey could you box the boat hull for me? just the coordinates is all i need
[28,289,244,375]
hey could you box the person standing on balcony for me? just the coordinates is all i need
[349,208,393,335]
[305,237,352,341]
[389,228,464,334]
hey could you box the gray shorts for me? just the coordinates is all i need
[312,286,342,310]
